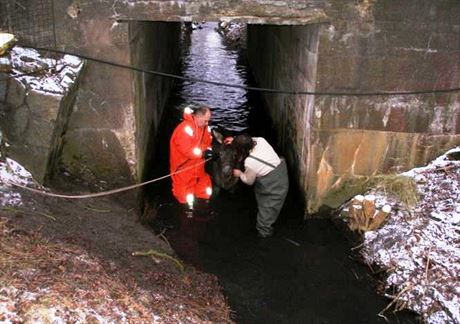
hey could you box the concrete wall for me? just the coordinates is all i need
[130,21,181,181]
[110,0,328,25]
[21,0,326,191]
[6,0,329,190]
[309,0,460,213]
[247,24,320,202]
[51,1,182,190]
[247,0,460,214]
[52,0,136,189]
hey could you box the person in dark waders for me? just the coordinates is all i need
[230,134,289,238]
[170,106,214,213]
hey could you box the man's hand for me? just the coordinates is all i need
[204,149,216,160]
[233,169,242,177]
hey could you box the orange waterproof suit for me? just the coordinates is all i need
[170,111,212,204]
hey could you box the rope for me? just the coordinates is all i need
[7,158,211,199]
[24,46,460,97]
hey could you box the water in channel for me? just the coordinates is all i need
[175,22,250,132]
[148,23,417,323]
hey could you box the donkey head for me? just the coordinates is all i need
[206,128,245,191]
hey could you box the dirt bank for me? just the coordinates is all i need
[0,159,232,323]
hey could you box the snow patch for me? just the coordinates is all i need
[353,146,460,323]
[0,158,35,207]
[8,46,83,96]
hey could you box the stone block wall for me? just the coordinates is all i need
[109,0,328,25]
[53,0,137,188]
[3,0,459,214]
[0,47,84,183]
[308,0,460,213]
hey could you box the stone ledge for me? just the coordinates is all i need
[1,47,84,183]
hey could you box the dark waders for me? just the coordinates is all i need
[253,159,289,237]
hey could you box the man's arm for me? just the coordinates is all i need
[172,124,203,160]
[234,167,257,185]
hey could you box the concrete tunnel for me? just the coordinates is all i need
[128,20,320,214]
[121,1,460,216]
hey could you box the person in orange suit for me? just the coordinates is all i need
[170,106,213,208]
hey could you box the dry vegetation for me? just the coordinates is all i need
[342,147,460,323]
[0,167,234,324]
[0,214,233,323]
[344,175,420,232]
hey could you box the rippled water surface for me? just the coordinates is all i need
[178,23,250,132]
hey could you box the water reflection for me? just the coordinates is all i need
[180,23,250,132]
[155,201,218,268]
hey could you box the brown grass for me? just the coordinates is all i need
[0,216,233,323]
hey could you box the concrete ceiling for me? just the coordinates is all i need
[114,0,329,25]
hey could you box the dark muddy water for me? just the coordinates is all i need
[147,23,417,323]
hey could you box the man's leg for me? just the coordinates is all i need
[195,172,212,200]
[172,170,197,204]
[254,161,289,237]
[254,187,279,237]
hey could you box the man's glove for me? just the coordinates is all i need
[204,149,217,161]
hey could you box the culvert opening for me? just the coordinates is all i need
[133,21,416,323]
[134,21,309,219]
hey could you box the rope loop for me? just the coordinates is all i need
[8,158,211,199]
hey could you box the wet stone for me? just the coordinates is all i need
[446,150,460,160]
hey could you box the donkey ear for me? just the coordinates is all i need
[212,128,224,144]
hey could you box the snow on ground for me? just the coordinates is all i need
[359,147,460,323]
[8,46,84,96]
[0,157,35,207]
[0,252,157,323]
[0,158,144,323]
[0,158,159,323]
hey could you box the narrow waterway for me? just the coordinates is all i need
[147,23,417,323]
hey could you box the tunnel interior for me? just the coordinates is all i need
[130,21,321,211]
[131,20,284,215]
